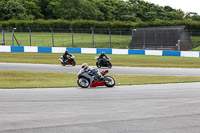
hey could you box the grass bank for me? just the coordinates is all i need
[1,70,200,89]
[1,52,200,68]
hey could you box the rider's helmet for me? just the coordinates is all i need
[65,50,68,54]
[101,51,105,55]
[81,63,88,70]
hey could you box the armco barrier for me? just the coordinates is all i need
[0,46,200,58]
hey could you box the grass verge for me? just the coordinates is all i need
[0,32,130,48]
[1,52,200,68]
[1,70,200,89]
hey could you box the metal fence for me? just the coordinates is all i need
[129,26,194,51]
[0,28,133,49]
[1,27,200,50]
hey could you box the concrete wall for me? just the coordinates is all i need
[0,46,199,58]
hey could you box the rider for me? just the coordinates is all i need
[63,50,69,62]
[78,63,104,84]
[99,51,109,64]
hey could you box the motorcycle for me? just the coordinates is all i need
[95,57,112,68]
[77,70,115,88]
[59,54,76,66]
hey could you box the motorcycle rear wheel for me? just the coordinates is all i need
[107,62,112,68]
[104,76,115,87]
[96,62,101,68]
[61,62,66,66]
[77,78,90,88]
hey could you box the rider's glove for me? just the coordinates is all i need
[88,70,93,74]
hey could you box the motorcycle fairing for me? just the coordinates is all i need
[90,81,105,87]
[81,72,94,85]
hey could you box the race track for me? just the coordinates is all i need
[0,83,200,133]
[1,62,200,132]
[1,62,200,76]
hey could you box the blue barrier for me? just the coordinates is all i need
[128,49,145,55]
[38,47,52,53]
[163,51,180,57]
[67,48,81,53]
[97,48,112,54]
[1,46,200,58]
[11,46,24,52]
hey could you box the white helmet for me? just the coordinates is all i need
[81,63,88,70]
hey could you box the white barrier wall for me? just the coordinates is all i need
[24,46,38,52]
[112,49,128,55]
[1,46,200,58]
[181,51,199,57]
[81,48,96,54]
[0,46,10,52]
[52,47,66,53]
[145,50,162,56]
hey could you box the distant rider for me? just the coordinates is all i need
[99,51,109,64]
[63,50,69,62]
[78,63,104,84]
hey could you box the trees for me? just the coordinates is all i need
[0,0,199,22]
[0,0,44,20]
[53,0,102,20]
[0,0,27,20]
[185,12,200,21]
[23,0,44,19]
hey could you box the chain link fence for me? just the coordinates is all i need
[0,28,132,49]
[129,26,193,51]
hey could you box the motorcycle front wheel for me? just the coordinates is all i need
[77,78,90,88]
[104,76,115,87]
[71,61,76,66]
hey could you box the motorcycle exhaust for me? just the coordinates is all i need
[59,59,63,62]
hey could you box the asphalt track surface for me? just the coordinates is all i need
[1,63,200,133]
[0,83,200,133]
[1,62,200,76]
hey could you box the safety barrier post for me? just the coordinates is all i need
[91,28,94,48]
[28,27,31,46]
[108,28,111,48]
[70,28,74,47]
[50,28,54,47]
[2,28,5,45]
[12,28,16,46]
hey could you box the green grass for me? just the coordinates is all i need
[0,32,131,49]
[1,52,200,68]
[1,31,200,50]
[1,70,200,88]
[0,71,77,88]
[1,53,200,88]
[191,36,200,50]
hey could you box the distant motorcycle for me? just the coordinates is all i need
[77,70,115,88]
[95,57,112,68]
[59,54,76,66]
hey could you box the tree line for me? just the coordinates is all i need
[0,0,200,22]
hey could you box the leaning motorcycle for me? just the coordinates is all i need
[77,70,115,88]
[59,54,76,66]
[95,57,112,68]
